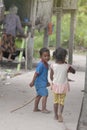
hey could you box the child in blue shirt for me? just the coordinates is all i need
[29,48,50,113]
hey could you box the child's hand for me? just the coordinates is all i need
[47,82,50,87]
[50,82,53,90]
[29,82,34,87]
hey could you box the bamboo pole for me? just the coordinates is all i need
[11,96,36,113]
[17,26,28,71]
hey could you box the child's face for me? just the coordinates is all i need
[41,51,50,62]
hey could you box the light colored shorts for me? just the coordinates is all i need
[53,93,66,105]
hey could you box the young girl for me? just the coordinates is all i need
[50,47,76,122]
[29,47,50,113]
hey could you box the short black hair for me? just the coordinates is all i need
[39,47,50,56]
[53,47,67,62]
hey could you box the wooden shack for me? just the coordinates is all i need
[3,0,53,69]
[53,0,78,64]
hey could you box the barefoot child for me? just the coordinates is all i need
[50,47,76,122]
[29,47,50,113]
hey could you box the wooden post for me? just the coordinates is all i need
[17,26,28,72]
[68,11,76,64]
[43,0,53,48]
[56,8,62,48]
[77,56,87,130]
[43,27,49,48]
[27,34,34,70]
[25,32,31,71]
[27,0,37,70]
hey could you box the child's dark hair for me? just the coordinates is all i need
[39,47,50,56]
[53,47,67,62]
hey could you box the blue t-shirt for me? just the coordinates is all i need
[34,61,48,90]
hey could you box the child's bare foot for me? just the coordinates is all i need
[7,59,13,62]
[54,115,58,120]
[33,109,41,112]
[0,57,3,61]
[58,114,63,122]
[41,109,51,114]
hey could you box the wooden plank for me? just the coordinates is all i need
[27,0,37,70]
[43,27,49,48]
[68,11,76,64]
[63,0,78,10]
[77,56,87,130]
[25,32,31,71]
[17,26,28,71]
[56,8,62,48]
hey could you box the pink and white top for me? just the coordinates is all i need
[50,63,70,94]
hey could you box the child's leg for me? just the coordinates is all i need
[58,94,65,114]
[0,51,3,61]
[53,93,58,119]
[41,96,50,113]
[42,96,47,111]
[59,104,64,114]
[54,103,58,120]
[8,53,12,61]
[33,95,41,112]
[0,47,3,61]
[58,104,64,122]
[58,94,66,122]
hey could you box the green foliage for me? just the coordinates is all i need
[15,39,22,48]
[75,7,87,48]
[15,1,87,57]
[48,14,70,48]
[79,0,87,6]
[61,15,70,47]
[78,6,87,15]
[34,30,43,49]
[33,10,87,51]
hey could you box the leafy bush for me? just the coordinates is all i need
[75,12,87,48]
[16,6,87,57]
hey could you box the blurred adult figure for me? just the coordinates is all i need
[0,5,26,61]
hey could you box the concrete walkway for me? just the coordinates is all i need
[0,54,86,130]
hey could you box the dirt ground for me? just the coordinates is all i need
[0,54,86,130]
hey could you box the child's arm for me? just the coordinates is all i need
[50,68,54,90]
[68,66,76,74]
[50,68,54,81]
[47,82,50,87]
[29,72,38,87]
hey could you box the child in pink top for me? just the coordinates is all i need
[50,47,76,122]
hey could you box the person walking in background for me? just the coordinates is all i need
[0,5,26,62]
[50,47,76,122]
[29,47,50,113]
